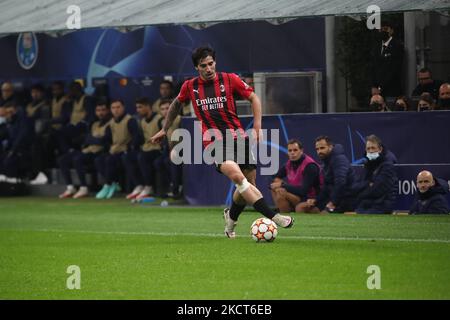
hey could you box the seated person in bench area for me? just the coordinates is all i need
[353,135,398,214]
[270,139,323,213]
[302,136,357,213]
[58,99,111,199]
[125,97,164,200]
[0,101,34,183]
[409,170,450,214]
[95,99,142,199]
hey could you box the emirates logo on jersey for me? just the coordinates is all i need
[220,84,225,92]
[196,96,227,111]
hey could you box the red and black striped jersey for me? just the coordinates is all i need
[177,72,253,147]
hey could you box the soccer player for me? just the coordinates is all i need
[58,99,111,198]
[96,99,141,199]
[151,46,294,238]
[125,97,164,200]
[153,99,183,198]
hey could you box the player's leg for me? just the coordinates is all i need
[285,192,301,211]
[96,153,119,199]
[295,201,320,213]
[94,153,107,181]
[169,159,183,197]
[136,150,161,198]
[72,151,88,188]
[220,160,294,229]
[271,188,294,213]
[122,151,143,199]
[72,151,94,198]
[57,151,76,198]
[105,153,123,199]
[223,167,255,237]
[228,167,255,219]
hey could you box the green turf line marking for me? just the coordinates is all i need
[3,228,450,244]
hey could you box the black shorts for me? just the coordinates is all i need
[206,137,257,174]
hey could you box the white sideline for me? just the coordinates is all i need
[11,228,450,244]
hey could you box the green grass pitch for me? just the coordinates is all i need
[0,197,449,299]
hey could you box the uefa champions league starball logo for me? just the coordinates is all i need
[16,32,38,70]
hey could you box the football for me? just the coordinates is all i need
[251,218,278,242]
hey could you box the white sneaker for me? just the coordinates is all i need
[59,185,76,198]
[136,186,153,200]
[272,213,294,228]
[29,172,48,185]
[73,186,89,199]
[126,185,144,200]
[0,174,6,182]
[223,208,237,238]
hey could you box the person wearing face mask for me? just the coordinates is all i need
[371,21,404,98]
[369,94,390,112]
[417,93,435,112]
[409,171,449,214]
[437,83,450,110]
[392,96,409,111]
[353,135,398,214]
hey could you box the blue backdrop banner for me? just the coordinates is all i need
[0,19,325,109]
[181,111,450,210]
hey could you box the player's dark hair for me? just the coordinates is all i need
[135,97,151,106]
[110,98,124,106]
[418,68,431,75]
[159,98,173,106]
[69,81,83,91]
[96,97,109,108]
[315,135,333,146]
[160,80,174,88]
[52,80,65,88]
[366,134,383,148]
[287,138,303,149]
[192,46,216,67]
[31,83,45,92]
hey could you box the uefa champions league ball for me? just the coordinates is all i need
[251,218,278,242]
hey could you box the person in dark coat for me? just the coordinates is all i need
[0,106,8,161]
[354,135,398,214]
[51,81,95,155]
[26,83,51,185]
[58,99,111,199]
[305,136,356,213]
[409,171,449,214]
[0,102,35,180]
[371,21,404,98]
[411,68,442,100]
[0,82,17,107]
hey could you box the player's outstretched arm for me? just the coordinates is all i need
[248,92,263,142]
[150,98,183,144]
